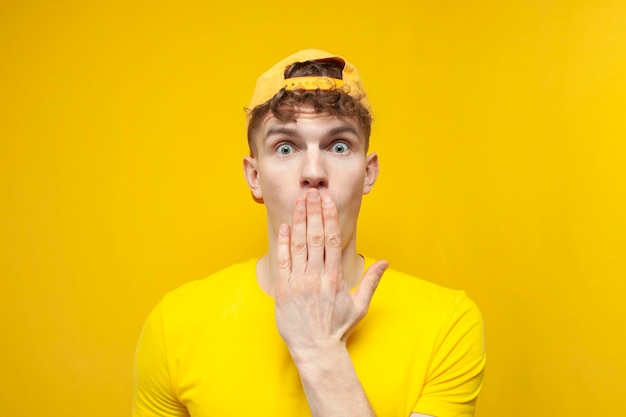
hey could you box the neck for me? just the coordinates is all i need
[256,231,364,298]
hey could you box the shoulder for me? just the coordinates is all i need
[363,256,484,340]
[369,258,479,314]
[162,258,257,304]
[152,258,264,326]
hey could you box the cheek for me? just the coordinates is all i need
[258,167,287,195]
[333,180,365,214]
[336,170,367,197]
[259,180,298,216]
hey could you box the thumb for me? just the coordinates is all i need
[353,260,389,313]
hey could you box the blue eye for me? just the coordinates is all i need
[331,142,349,153]
[276,143,294,155]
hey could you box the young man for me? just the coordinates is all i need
[132,49,486,417]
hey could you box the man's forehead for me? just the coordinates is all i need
[260,111,363,138]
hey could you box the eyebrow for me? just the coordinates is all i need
[327,125,360,137]
[264,124,360,140]
[265,127,299,139]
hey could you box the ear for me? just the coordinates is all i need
[363,153,380,194]
[243,156,264,204]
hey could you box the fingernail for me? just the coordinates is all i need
[322,195,333,206]
[308,189,320,200]
[280,224,289,234]
[296,199,306,208]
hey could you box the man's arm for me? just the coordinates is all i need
[273,189,388,417]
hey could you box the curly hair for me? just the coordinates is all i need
[245,60,372,156]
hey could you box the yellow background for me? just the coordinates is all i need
[1,0,625,416]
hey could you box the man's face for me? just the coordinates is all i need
[243,107,379,248]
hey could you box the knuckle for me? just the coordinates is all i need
[292,240,307,254]
[274,283,290,303]
[277,257,291,270]
[323,205,338,218]
[325,233,342,248]
[308,232,325,247]
[326,273,341,289]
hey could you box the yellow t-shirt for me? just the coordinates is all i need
[132,258,485,417]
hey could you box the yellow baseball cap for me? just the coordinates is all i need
[248,49,370,110]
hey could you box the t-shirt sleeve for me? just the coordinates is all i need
[413,293,486,417]
[132,302,188,417]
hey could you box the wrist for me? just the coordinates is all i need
[289,342,351,376]
[289,344,374,417]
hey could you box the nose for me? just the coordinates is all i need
[300,149,328,189]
